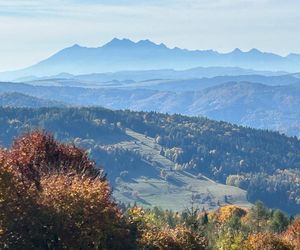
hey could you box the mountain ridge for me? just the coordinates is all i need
[1,38,300,80]
[0,92,66,108]
[1,80,300,137]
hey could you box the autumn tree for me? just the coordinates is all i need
[0,131,131,249]
[213,205,247,224]
[282,218,300,249]
[243,233,293,250]
[138,226,207,250]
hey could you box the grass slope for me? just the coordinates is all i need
[108,129,250,210]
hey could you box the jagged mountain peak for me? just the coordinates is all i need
[248,48,261,54]
[1,38,299,80]
[102,38,167,50]
[104,38,135,47]
[231,48,243,54]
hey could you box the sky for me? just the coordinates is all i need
[0,0,299,71]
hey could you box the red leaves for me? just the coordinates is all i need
[4,130,104,189]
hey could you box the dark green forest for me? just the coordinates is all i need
[0,107,300,214]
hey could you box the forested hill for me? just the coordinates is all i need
[1,80,300,137]
[0,92,65,108]
[0,107,300,213]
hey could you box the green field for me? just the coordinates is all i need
[99,129,251,211]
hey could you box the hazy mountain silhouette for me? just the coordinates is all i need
[1,38,300,80]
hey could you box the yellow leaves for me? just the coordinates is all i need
[139,225,207,250]
[243,233,293,250]
[128,207,145,222]
[214,205,247,224]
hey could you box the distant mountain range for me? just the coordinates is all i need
[15,66,290,85]
[1,38,300,80]
[15,66,288,83]
[1,79,300,137]
[21,72,300,91]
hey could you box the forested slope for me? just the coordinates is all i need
[1,131,299,249]
[0,107,299,213]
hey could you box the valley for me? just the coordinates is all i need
[103,129,250,210]
[0,107,299,214]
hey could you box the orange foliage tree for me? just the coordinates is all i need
[243,233,293,250]
[7,131,103,186]
[282,218,300,249]
[138,225,207,250]
[0,131,131,249]
[212,205,247,224]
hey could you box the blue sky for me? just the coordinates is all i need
[0,0,299,71]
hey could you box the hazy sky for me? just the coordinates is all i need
[0,0,299,71]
